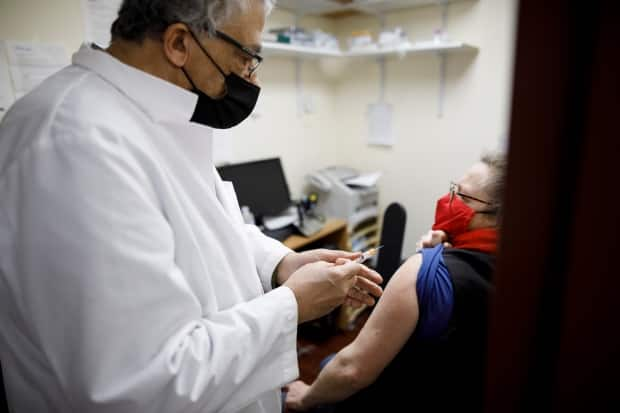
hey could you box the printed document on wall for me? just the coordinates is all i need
[367,102,395,147]
[0,42,15,121]
[82,0,123,48]
[4,41,69,99]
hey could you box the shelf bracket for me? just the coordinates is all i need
[294,12,304,117]
[378,12,387,103]
[437,0,449,118]
[438,52,446,118]
[378,56,387,103]
[295,57,304,117]
[441,0,449,28]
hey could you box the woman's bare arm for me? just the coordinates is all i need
[286,254,422,411]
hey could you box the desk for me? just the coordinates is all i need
[283,218,349,251]
[283,218,365,332]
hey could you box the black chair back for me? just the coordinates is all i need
[375,203,407,286]
[0,361,8,411]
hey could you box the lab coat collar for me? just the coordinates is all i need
[72,43,199,124]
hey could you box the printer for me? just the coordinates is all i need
[306,166,380,252]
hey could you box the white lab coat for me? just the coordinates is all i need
[0,44,299,413]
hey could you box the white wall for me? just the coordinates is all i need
[329,0,517,256]
[0,0,84,53]
[222,10,343,199]
[0,0,518,257]
[0,1,341,199]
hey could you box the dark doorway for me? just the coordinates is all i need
[485,1,620,411]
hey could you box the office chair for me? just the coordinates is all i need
[0,361,8,411]
[375,202,407,287]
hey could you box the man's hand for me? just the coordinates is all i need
[276,249,380,308]
[283,260,382,324]
[415,229,452,250]
[276,249,361,285]
[284,380,311,412]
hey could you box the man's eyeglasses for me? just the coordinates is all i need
[215,30,263,76]
[449,182,493,205]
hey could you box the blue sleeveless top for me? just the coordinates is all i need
[415,244,454,339]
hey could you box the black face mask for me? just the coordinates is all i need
[183,33,260,129]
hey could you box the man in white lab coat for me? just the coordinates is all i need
[0,1,382,412]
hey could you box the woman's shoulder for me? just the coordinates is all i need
[441,248,496,283]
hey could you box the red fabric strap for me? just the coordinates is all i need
[450,228,498,254]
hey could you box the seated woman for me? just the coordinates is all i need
[285,152,506,412]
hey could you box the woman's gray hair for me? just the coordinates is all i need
[480,151,508,217]
[111,0,276,42]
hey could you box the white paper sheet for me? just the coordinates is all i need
[81,0,123,48]
[344,172,382,188]
[263,206,298,230]
[5,41,67,67]
[0,42,15,121]
[367,102,395,146]
[9,66,59,98]
[3,41,69,98]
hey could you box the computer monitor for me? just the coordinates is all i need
[217,158,292,218]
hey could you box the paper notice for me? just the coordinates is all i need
[0,42,15,120]
[367,102,395,147]
[3,40,69,99]
[81,0,123,48]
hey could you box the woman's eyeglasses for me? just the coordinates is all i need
[449,182,493,205]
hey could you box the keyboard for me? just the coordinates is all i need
[263,225,296,242]
[262,217,325,241]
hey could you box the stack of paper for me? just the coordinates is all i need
[344,172,382,188]
[81,0,123,48]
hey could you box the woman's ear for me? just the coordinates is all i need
[162,23,191,68]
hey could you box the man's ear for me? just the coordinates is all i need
[162,23,192,68]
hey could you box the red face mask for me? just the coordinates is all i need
[432,193,475,237]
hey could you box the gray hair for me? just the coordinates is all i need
[111,0,276,42]
[480,151,508,217]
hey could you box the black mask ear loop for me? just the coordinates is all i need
[182,29,228,97]
[181,66,199,91]
[187,29,227,79]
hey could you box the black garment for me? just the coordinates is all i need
[334,248,495,412]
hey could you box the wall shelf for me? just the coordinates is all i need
[345,41,478,57]
[266,0,479,118]
[262,42,342,59]
[263,41,478,60]
[276,0,474,17]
